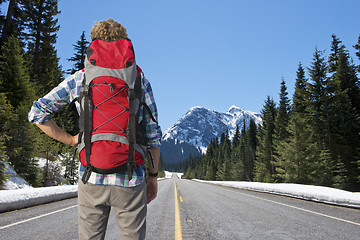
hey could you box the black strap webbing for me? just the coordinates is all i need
[65,97,79,119]
[142,103,158,123]
[135,72,157,124]
[127,88,137,180]
[82,88,93,184]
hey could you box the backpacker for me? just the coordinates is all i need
[78,38,148,184]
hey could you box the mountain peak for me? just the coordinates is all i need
[161,105,262,164]
[227,105,243,113]
[189,106,205,111]
[162,105,262,149]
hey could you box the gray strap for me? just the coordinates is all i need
[78,133,147,159]
[84,57,137,88]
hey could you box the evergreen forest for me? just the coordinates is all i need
[0,1,359,192]
[183,35,360,192]
[0,0,88,188]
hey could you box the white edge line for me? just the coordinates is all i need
[0,205,77,230]
[226,188,360,227]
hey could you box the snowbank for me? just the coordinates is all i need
[164,171,173,179]
[1,162,77,212]
[0,185,78,212]
[3,162,32,190]
[1,174,360,213]
[164,171,183,179]
[195,180,360,209]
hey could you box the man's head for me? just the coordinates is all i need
[90,19,128,42]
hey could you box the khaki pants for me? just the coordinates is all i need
[78,180,147,240]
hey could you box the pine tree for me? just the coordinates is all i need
[328,46,360,189]
[275,79,291,141]
[328,34,342,73]
[246,118,257,181]
[307,47,341,185]
[274,79,291,145]
[67,31,89,74]
[0,93,13,188]
[20,0,62,95]
[222,130,231,155]
[273,79,291,182]
[353,34,360,72]
[275,114,319,184]
[8,105,41,186]
[232,125,240,148]
[337,47,360,116]
[275,63,322,184]
[204,138,219,180]
[293,63,308,113]
[204,139,217,180]
[215,131,231,180]
[62,149,78,185]
[0,36,34,108]
[329,36,360,114]
[254,96,277,182]
[240,121,253,181]
[231,122,246,181]
[307,48,329,150]
[216,153,232,181]
[231,144,245,181]
[333,156,349,189]
[19,0,72,186]
[205,158,216,180]
[0,35,39,186]
[316,149,335,186]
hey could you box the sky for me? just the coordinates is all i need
[3,0,360,131]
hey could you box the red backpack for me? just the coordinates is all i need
[78,39,150,183]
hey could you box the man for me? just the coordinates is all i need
[28,19,161,240]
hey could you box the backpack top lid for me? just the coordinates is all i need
[87,39,135,69]
[84,38,137,89]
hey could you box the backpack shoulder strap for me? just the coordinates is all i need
[136,72,158,124]
[81,78,93,184]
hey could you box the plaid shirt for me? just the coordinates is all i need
[28,69,162,187]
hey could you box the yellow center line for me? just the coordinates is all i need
[174,180,183,240]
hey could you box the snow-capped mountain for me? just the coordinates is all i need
[161,105,262,165]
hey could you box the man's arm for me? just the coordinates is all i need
[146,147,160,204]
[147,147,160,174]
[35,119,78,147]
[141,76,162,204]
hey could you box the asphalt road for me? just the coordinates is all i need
[1,175,360,239]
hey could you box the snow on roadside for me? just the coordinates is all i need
[3,162,32,190]
[164,171,183,179]
[0,185,78,212]
[195,180,360,209]
[1,171,360,213]
[164,171,173,179]
[1,162,77,212]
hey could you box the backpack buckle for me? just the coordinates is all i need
[82,165,93,184]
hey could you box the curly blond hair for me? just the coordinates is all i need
[90,19,128,42]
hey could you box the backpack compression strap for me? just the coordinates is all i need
[81,82,93,184]
[127,87,137,180]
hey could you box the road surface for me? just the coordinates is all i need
[1,174,360,239]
